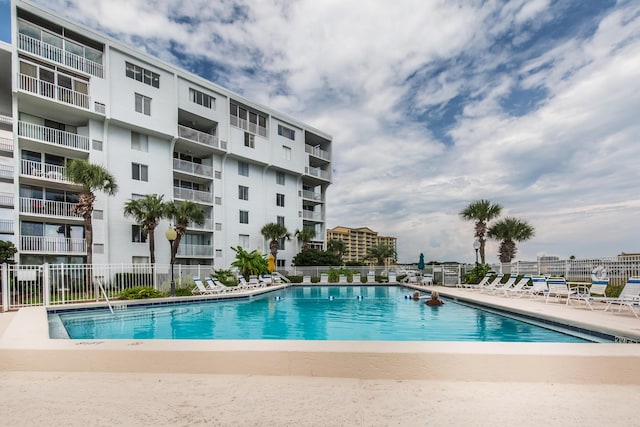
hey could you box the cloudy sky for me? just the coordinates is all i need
[2,0,639,264]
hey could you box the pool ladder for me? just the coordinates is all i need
[95,277,114,315]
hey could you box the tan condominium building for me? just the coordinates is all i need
[326,226,397,263]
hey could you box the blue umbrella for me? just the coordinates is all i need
[418,253,425,270]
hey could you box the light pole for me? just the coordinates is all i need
[165,226,177,297]
[473,239,480,283]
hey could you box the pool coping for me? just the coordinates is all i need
[2,284,640,384]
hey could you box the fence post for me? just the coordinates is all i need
[1,263,8,312]
[43,263,50,306]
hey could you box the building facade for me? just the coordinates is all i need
[0,0,332,269]
[326,226,397,264]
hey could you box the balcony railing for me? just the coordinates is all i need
[0,164,14,179]
[18,121,90,151]
[19,73,90,110]
[173,158,214,178]
[229,116,268,138]
[0,192,14,207]
[0,220,14,234]
[305,144,330,161]
[302,211,323,221]
[176,243,212,257]
[21,160,71,183]
[18,33,104,78]
[173,187,213,204]
[19,197,79,219]
[0,137,13,153]
[302,190,322,201]
[305,166,330,180]
[187,218,214,231]
[0,114,12,125]
[178,125,226,150]
[20,235,87,254]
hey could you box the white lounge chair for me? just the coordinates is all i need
[463,273,491,289]
[603,277,640,316]
[502,275,532,297]
[567,278,608,309]
[387,272,397,284]
[302,276,312,284]
[237,275,253,290]
[545,277,577,304]
[260,274,273,286]
[421,274,434,286]
[477,274,504,293]
[488,275,517,295]
[521,276,548,298]
[352,273,361,284]
[339,274,348,284]
[205,277,227,293]
[192,277,215,295]
[320,273,329,283]
[366,272,376,283]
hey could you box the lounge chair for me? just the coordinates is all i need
[387,272,397,284]
[567,278,609,309]
[603,277,640,316]
[462,273,491,290]
[237,275,254,290]
[339,274,348,284]
[476,274,504,293]
[488,275,517,295]
[422,274,433,285]
[260,274,273,286]
[352,273,361,284]
[320,273,329,283]
[502,275,532,297]
[302,276,312,284]
[366,272,376,283]
[545,277,577,304]
[192,277,215,295]
[521,276,548,298]
[205,277,227,293]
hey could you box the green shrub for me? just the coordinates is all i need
[175,286,195,297]
[213,269,236,287]
[288,275,303,283]
[118,286,163,300]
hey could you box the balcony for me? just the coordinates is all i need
[187,218,214,231]
[305,144,330,161]
[302,190,322,201]
[20,235,86,254]
[302,211,323,221]
[17,32,104,78]
[178,125,226,150]
[0,192,14,207]
[0,219,14,234]
[173,187,213,204]
[19,197,80,219]
[305,166,330,181]
[173,158,213,178]
[176,243,212,257]
[0,114,12,125]
[18,121,89,152]
[229,115,267,138]
[21,160,72,184]
[0,164,14,180]
[0,137,13,153]
[19,73,90,110]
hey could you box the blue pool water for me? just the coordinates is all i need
[52,286,592,342]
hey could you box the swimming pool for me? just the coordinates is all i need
[51,286,596,342]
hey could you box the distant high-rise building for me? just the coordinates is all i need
[326,226,396,264]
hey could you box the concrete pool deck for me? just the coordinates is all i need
[1,285,640,425]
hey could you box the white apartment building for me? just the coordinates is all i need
[0,0,332,269]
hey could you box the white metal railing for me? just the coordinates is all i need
[0,114,12,124]
[229,115,268,137]
[302,190,322,201]
[305,144,330,161]
[18,121,90,151]
[187,218,214,231]
[0,219,14,234]
[302,210,323,221]
[20,235,86,254]
[177,125,222,149]
[0,192,14,207]
[18,32,104,78]
[0,137,12,152]
[305,166,330,180]
[19,197,79,218]
[94,102,106,114]
[0,164,14,179]
[173,158,214,178]
[19,73,90,110]
[21,159,71,183]
[176,244,212,257]
[173,186,213,204]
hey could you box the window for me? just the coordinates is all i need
[276,193,285,207]
[276,171,285,185]
[132,225,147,243]
[215,197,222,205]
[277,216,285,227]
[278,124,295,140]
[229,102,268,137]
[131,193,145,200]
[238,185,249,201]
[131,132,148,151]
[238,161,249,177]
[132,163,148,181]
[93,210,103,220]
[215,249,222,258]
[94,244,104,254]
[278,238,286,251]
[277,259,285,268]
[126,62,159,88]
[244,132,255,148]
[239,210,249,224]
[282,146,291,160]
[92,139,103,151]
[215,223,222,231]
[189,88,214,109]
[215,170,222,179]
[239,234,249,249]
[132,256,149,264]
[135,93,151,115]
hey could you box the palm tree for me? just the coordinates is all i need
[260,223,290,262]
[164,200,205,262]
[459,199,503,264]
[487,217,535,263]
[123,194,167,264]
[365,244,397,266]
[294,227,316,250]
[65,159,118,265]
[230,246,268,278]
[327,239,347,259]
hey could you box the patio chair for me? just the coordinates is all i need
[501,275,532,297]
[462,273,491,290]
[366,272,376,283]
[237,275,253,290]
[567,278,608,309]
[260,274,273,286]
[521,276,548,298]
[545,277,577,304]
[205,277,227,293]
[387,272,397,284]
[476,274,504,293]
[302,276,312,284]
[320,273,329,283]
[603,277,640,316]
[488,275,517,295]
[191,277,215,295]
[339,274,348,284]
[352,273,361,284]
